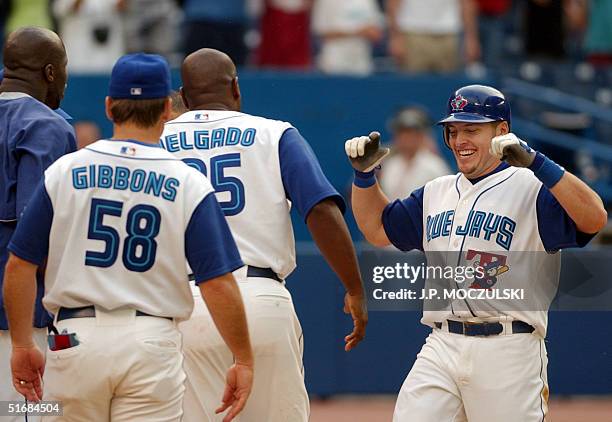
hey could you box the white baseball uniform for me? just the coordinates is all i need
[7,139,243,421]
[161,110,345,422]
[381,162,595,421]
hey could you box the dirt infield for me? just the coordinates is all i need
[310,396,612,421]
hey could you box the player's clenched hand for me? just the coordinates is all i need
[490,133,536,168]
[11,345,45,402]
[216,362,254,422]
[345,131,390,172]
[343,292,368,351]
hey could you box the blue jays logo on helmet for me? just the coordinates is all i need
[438,84,511,128]
[450,95,469,112]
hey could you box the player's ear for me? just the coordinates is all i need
[104,97,113,122]
[231,76,241,101]
[43,63,54,83]
[180,87,189,109]
[161,97,172,122]
[496,121,509,136]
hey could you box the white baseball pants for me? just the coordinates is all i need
[42,308,185,421]
[393,327,549,422]
[180,275,309,422]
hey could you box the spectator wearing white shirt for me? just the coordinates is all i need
[379,107,451,200]
[386,0,480,73]
[312,0,383,75]
[53,0,126,73]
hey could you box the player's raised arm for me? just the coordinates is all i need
[490,133,607,234]
[345,132,393,247]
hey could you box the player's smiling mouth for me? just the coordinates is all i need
[457,149,476,157]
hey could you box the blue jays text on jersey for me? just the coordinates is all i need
[382,162,595,335]
[426,210,516,250]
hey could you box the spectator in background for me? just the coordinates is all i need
[312,0,383,75]
[53,0,126,73]
[475,0,511,67]
[379,107,451,200]
[583,0,612,66]
[182,0,248,66]
[386,0,480,73]
[256,0,312,68]
[122,0,180,58]
[524,0,566,60]
[6,0,51,32]
[74,120,101,149]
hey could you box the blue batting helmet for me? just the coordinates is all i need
[437,84,511,128]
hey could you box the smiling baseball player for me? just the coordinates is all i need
[3,53,253,422]
[345,85,607,421]
[161,48,367,422]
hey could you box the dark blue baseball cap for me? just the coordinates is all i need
[108,53,171,99]
[0,68,73,121]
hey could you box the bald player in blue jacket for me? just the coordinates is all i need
[0,27,76,419]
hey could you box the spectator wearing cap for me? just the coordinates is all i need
[379,107,451,200]
[312,0,383,75]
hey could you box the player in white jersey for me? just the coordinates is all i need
[345,85,607,421]
[3,53,254,422]
[161,48,368,422]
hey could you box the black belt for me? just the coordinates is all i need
[434,320,535,336]
[246,266,282,283]
[56,306,172,322]
[188,266,282,283]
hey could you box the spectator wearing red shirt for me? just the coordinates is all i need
[256,0,313,68]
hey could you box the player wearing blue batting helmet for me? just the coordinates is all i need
[438,85,511,150]
[438,84,511,127]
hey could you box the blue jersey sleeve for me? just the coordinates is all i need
[15,119,76,217]
[381,187,425,251]
[279,128,346,220]
[536,185,596,251]
[8,181,54,265]
[185,192,244,284]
